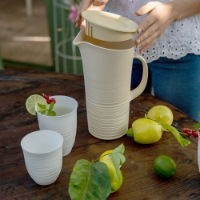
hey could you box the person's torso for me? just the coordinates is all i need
[104,0,200,63]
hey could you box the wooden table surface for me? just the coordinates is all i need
[0,69,199,200]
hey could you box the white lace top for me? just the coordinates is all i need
[104,0,200,63]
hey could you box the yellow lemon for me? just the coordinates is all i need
[99,150,112,159]
[132,118,162,144]
[99,153,123,192]
[147,105,173,125]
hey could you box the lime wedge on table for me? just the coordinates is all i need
[25,94,46,115]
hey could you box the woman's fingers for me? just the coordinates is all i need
[75,0,92,27]
[75,0,108,28]
[137,15,156,34]
[136,21,158,46]
[75,14,82,28]
[135,1,175,52]
[138,31,160,53]
[93,0,106,6]
[136,1,160,16]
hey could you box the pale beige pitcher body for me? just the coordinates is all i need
[73,30,148,140]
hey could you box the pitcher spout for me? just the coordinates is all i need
[73,30,88,47]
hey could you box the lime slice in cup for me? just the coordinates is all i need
[25,94,46,115]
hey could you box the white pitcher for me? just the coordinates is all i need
[73,30,148,140]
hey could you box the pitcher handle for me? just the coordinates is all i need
[130,55,148,101]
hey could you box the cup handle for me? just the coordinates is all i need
[130,55,148,101]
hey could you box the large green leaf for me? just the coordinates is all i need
[68,159,111,200]
[108,144,125,179]
[194,123,200,130]
[110,144,126,169]
[112,144,125,155]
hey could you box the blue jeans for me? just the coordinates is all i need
[132,54,200,121]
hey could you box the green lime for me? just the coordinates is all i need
[25,94,46,115]
[153,155,176,179]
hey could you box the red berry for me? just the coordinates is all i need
[47,99,51,104]
[50,98,56,104]
[182,128,191,133]
[182,128,193,136]
[182,127,199,138]
[42,93,50,101]
[194,134,198,138]
[192,130,199,138]
[188,132,193,136]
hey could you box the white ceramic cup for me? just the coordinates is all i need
[21,130,63,185]
[36,96,78,156]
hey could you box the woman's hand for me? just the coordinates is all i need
[76,0,109,28]
[135,1,176,53]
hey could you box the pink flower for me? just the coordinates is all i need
[68,6,78,23]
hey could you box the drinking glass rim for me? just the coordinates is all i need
[21,130,63,155]
[35,95,78,118]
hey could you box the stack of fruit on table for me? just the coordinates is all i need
[68,105,192,200]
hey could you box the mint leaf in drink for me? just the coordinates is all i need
[37,102,57,116]
[37,103,46,110]
[47,102,56,116]
[37,103,47,115]
[48,110,56,116]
